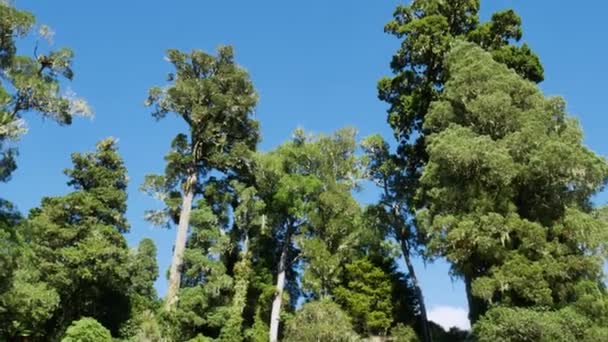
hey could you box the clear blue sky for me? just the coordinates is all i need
[3,0,607,323]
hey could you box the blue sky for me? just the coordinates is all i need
[3,0,607,330]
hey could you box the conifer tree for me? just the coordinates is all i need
[334,258,394,336]
[374,1,545,340]
[219,182,266,342]
[0,199,20,294]
[254,128,361,342]
[129,238,159,308]
[418,42,608,329]
[24,138,131,337]
[143,46,259,311]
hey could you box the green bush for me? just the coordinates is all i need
[61,317,112,342]
[284,300,360,342]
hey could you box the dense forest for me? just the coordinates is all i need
[1,1,607,341]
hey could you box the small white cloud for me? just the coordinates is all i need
[428,306,471,331]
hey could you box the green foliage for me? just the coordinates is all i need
[0,2,89,182]
[142,46,261,334]
[284,128,363,299]
[146,47,259,159]
[0,267,60,338]
[120,239,160,340]
[0,199,20,293]
[254,128,362,290]
[218,182,267,341]
[380,1,543,172]
[23,138,132,337]
[390,323,419,342]
[142,46,260,226]
[370,3,546,340]
[429,324,469,342]
[61,317,112,342]
[374,8,546,335]
[473,307,607,342]
[169,201,234,339]
[219,258,251,342]
[129,238,159,308]
[125,310,167,342]
[187,335,215,342]
[335,258,394,336]
[1,3,607,342]
[283,300,360,342]
[418,42,608,323]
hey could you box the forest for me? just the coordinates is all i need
[1,1,607,341]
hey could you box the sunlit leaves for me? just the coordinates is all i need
[419,42,608,329]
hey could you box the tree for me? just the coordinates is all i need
[121,238,161,340]
[362,135,432,341]
[129,238,159,308]
[143,46,259,311]
[0,199,20,294]
[334,258,394,336]
[25,138,131,337]
[255,128,361,342]
[297,129,362,301]
[417,42,608,327]
[0,4,87,335]
[283,300,360,342]
[219,182,266,342]
[0,266,60,339]
[61,317,112,342]
[473,306,608,342]
[0,2,89,182]
[391,324,419,342]
[168,197,234,340]
[375,1,545,340]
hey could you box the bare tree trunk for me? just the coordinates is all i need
[165,172,197,311]
[269,230,291,342]
[400,237,432,342]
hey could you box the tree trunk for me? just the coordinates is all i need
[400,237,432,342]
[164,172,197,311]
[464,274,486,325]
[269,229,291,342]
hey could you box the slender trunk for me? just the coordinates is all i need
[400,237,432,342]
[165,172,197,310]
[269,229,292,342]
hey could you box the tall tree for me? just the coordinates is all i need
[0,5,87,335]
[0,199,20,294]
[120,238,160,340]
[0,2,89,182]
[334,258,394,336]
[256,131,324,342]
[218,182,266,342]
[362,134,432,341]
[375,1,544,340]
[417,42,608,328]
[254,128,361,342]
[129,238,159,308]
[143,46,259,310]
[298,128,362,301]
[168,194,234,340]
[21,138,131,337]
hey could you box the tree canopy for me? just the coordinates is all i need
[0,1,606,342]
